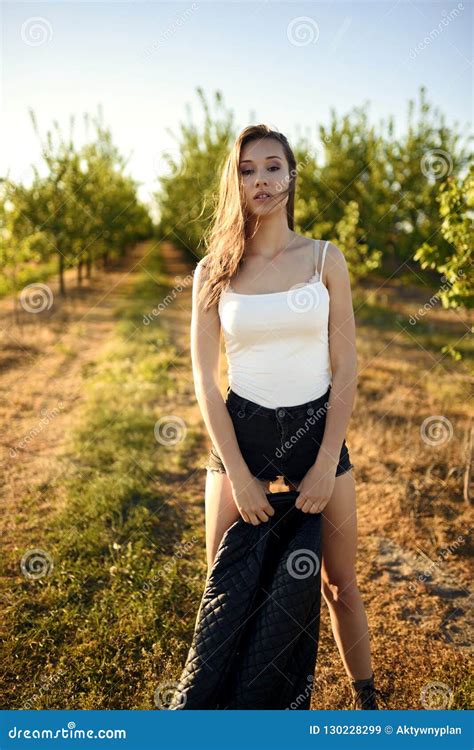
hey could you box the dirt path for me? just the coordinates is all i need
[0,241,154,547]
[1,239,471,710]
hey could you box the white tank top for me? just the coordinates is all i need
[218,239,331,408]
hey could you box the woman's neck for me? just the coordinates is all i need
[245,218,294,260]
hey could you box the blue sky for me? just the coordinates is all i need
[1,1,472,205]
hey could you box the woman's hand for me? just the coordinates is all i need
[229,469,275,525]
[294,455,337,514]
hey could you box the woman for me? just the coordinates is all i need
[190,124,382,709]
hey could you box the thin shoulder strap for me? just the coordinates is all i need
[313,239,319,276]
[320,240,329,281]
[313,239,330,281]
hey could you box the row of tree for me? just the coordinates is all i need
[156,86,473,310]
[0,111,153,297]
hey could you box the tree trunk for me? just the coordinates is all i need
[59,253,66,296]
[13,291,22,329]
[464,420,472,505]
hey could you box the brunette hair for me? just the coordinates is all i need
[197,124,297,310]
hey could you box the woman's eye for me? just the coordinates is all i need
[241,166,280,176]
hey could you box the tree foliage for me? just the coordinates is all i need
[155,86,472,309]
[414,164,474,308]
[0,111,152,297]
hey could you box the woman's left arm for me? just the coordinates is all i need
[295,243,358,512]
[318,242,358,468]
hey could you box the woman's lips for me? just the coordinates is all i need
[254,194,272,202]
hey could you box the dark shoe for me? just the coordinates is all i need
[350,672,385,709]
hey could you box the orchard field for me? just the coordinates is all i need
[1,89,472,710]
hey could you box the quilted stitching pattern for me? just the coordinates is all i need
[169,491,322,710]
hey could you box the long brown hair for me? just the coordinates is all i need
[198,124,297,310]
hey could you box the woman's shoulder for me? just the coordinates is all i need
[322,241,351,289]
[323,241,346,266]
[197,253,211,265]
[196,255,210,270]
[195,255,212,281]
[290,233,343,258]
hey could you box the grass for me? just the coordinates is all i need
[1,240,472,711]
[0,244,204,709]
[353,288,473,362]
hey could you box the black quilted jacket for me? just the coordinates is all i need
[169,490,322,710]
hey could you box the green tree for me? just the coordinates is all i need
[155,88,235,257]
[1,109,152,296]
[414,164,474,309]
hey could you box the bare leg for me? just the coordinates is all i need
[318,469,373,680]
[204,469,271,578]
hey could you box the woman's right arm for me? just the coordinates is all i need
[190,258,275,525]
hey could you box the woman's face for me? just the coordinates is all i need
[239,138,291,218]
